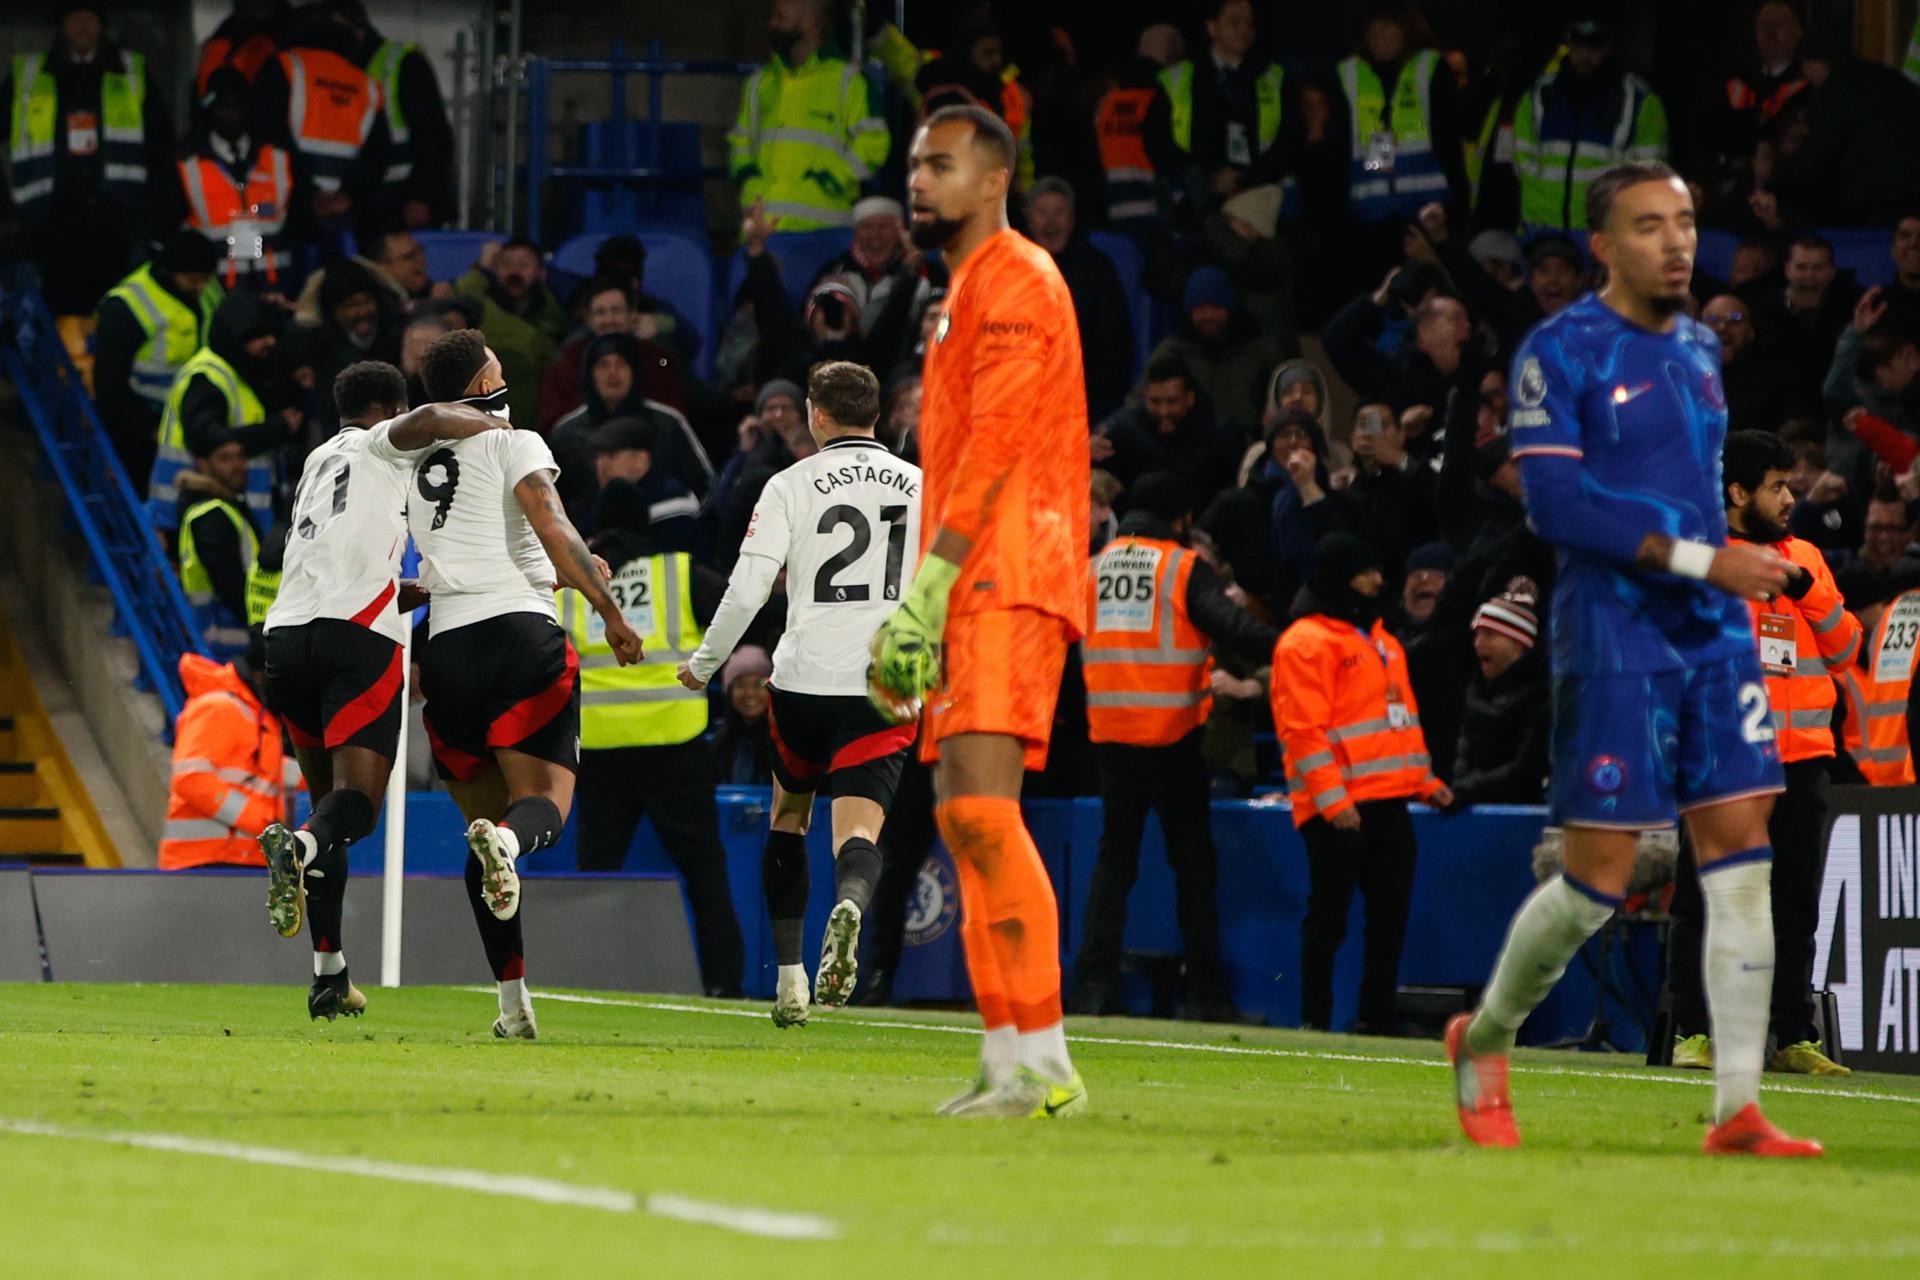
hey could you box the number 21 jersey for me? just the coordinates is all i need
[741,437,923,695]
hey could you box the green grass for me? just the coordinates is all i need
[3,984,1918,1279]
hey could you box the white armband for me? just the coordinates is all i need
[1667,539,1716,581]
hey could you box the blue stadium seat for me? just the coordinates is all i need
[723,229,855,313]
[412,230,506,283]
[1088,230,1151,380]
[1695,229,1739,285]
[552,228,717,378]
[1825,229,1895,287]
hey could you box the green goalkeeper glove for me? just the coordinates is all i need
[867,553,960,724]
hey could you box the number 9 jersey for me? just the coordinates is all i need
[742,437,923,695]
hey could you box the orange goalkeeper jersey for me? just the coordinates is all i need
[919,227,1090,636]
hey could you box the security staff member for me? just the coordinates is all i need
[4,1,176,314]
[727,0,890,230]
[1272,532,1451,1033]
[249,0,383,234]
[177,436,262,661]
[1837,586,1919,785]
[247,524,286,628]
[1333,7,1463,225]
[149,291,302,537]
[161,640,297,870]
[178,68,295,289]
[556,467,745,997]
[1144,0,1290,219]
[1512,20,1668,233]
[93,231,222,483]
[320,0,454,229]
[1094,26,1181,232]
[1668,431,1859,1077]
[1072,472,1279,1021]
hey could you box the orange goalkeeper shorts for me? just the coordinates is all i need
[920,607,1069,770]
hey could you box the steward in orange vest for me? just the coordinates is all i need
[194,0,287,97]
[1093,49,1166,232]
[1666,431,1856,1076]
[181,68,294,288]
[160,646,301,869]
[1271,531,1450,1032]
[1072,473,1278,1021]
[1838,588,1919,785]
[248,12,382,231]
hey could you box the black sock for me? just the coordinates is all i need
[464,850,526,981]
[833,836,882,917]
[500,795,564,857]
[762,829,809,966]
[305,788,376,856]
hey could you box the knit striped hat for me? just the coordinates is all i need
[1472,591,1539,650]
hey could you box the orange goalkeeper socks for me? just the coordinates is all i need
[937,796,1064,1034]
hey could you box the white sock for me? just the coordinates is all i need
[498,977,528,1016]
[1017,1022,1074,1083]
[294,829,320,869]
[1466,874,1617,1056]
[496,824,522,860]
[776,963,808,993]
[313,950,346,977]
[1702,856,1773,1124]
[980,1024,1017,1087]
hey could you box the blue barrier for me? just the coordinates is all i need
[0,272,206,728]
[338,789,1643,1046]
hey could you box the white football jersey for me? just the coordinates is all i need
[405,429,560,636]
[266,419,428,646]
[742,437,923,695]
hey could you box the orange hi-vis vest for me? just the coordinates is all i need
[1270,612,1444,828]
[1747,535,1860,764]
[159,653,298,869]
[1082,535,1212,746]
[197,30,279,96]
[1839,589,1919,785]
[277,48,379,193]
[1095,85,1158,224]
[179,145,292,285]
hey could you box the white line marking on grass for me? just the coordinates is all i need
[501,989,1920,1108]
[0,1117,839,1240]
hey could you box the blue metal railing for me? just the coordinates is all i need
[522,38,760,247]
[0,270,207,728]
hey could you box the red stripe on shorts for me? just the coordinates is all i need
[766,700,822,789]
[423,709,490,782]
[323,640,404,749]
[828,720,917,773]
[286,720,323,750]
[486,637,579,749]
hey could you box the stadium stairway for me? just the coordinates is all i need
[0,411,164,866]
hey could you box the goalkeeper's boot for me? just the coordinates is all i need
[1702,1104,1823,1157]
[493,996,539,1041]
[1446,1013,1520,1148]
[772,967,811,1029]
[1672,1033,1713,1070]
[935,1072,996,1116]
[262,823,309,939]
[467,819,521,921]
[951,1067,1087,1119]
[814,900,862,1009]
[1770,1040,1850,1076]
[308,970,366,1021]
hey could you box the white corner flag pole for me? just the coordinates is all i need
[379,622,412,988]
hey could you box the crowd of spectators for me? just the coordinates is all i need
[13,0,1920,1016]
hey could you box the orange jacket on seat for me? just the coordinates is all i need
[1270,613,1445,828]
[1746,535,1860,763]
[160,653,296,868]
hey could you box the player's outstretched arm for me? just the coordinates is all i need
[384,402,506,452]
[514,470,644,666]
[679,553,782,690]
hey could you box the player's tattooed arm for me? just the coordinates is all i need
[385,402,504,451]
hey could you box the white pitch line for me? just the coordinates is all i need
[0,1117,838,1241]
[501,989,1920,1108]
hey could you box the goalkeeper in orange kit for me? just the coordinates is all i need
[869,104,1091,1118]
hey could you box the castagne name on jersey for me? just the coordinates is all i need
[811,460,921,498]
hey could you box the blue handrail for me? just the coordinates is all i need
[522,38,760,247]
[0,269,207,730]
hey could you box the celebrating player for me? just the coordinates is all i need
[406,330,642,1040]
[868,105,1090,1118]
[259,360,506,1020]
[678,360,922,1028]
[1446,163,1821,1157]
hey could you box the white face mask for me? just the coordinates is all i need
[461,387,511,422]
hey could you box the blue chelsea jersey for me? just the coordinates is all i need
[1508,293,1754,676]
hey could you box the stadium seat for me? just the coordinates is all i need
[1088,230,1151,380]
[1695,229,1740,285]
[723,229,855,313]
[1825,229,1895,287]
[413,230,506,284]
[553,228,717,378]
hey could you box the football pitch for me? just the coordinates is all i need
[5,985,1918,1279]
